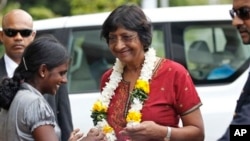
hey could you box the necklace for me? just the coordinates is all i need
[91,48,157,141]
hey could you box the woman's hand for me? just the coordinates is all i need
[119,121,166,141]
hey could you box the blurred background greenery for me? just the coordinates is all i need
[0,0,232,20]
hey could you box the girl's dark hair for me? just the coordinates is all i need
[0,34,69,110]
[101,4,152,51]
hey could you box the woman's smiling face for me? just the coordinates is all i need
[108,27,145,64]
[42,61,69,95]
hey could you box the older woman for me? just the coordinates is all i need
[91,4,204,141]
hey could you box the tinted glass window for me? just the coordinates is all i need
[68,28,114,93]
[152,24,165,58]
[171,21,250,84]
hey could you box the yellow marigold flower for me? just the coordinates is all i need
[126,110,142,122]
[135,79,149,94]
[92,100,107,112]
[103,125,113,134]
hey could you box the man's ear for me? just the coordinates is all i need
[38,64,47,78]
[30,30,36,41]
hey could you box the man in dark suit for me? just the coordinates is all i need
[0,9,73,141]
[218,0,250,140]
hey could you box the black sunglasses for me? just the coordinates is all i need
[230,7,250,20]
[3,28,33,37]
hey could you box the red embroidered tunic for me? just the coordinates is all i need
[100,59,202,141]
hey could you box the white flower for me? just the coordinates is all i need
[127,121,140,127]
[130,98,143,111]
[106,132,117,141]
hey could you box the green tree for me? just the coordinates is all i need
[1,0,70,20]
[169,0,231,6]
[170,0,207,6]
[70,0,140,15]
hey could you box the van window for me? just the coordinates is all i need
[180,22,250,82]
[152,24,165,58]
[68,28,114,93]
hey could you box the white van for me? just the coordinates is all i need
[32,4,250,141]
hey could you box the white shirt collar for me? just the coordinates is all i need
[4,54,18,77]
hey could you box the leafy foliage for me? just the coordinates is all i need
[29,7,57,20]
[91,110,107,126]
[70,0,140,15]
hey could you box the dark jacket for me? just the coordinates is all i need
[218,72,250,141]
[0,57,73,141]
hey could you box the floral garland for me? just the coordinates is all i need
[91,48,157,141]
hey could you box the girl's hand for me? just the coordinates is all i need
[82,128,107,141]
[68,128,84,141]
